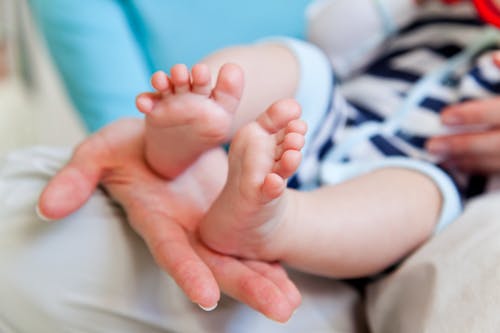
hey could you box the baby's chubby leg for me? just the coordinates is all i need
[199,99,306,261]
[136,63,243,179]
[201,98,445,279]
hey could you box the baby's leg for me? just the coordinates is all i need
[201,106,446,278]
[136,63,243,179]
[199,99,306,260]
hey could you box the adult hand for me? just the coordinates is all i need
[426,97,500,173]
[37,118,301,322]
[426,51,500,174]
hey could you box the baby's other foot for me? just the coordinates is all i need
[200,99,306,260]
[136,63,244,178]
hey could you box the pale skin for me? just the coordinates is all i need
[138,0,500,178]
[37,118,302,322]
[135,54,443,281]
[416,2,500,172]
[38,44,304,322]
[40,38,500,321]
[138,3,500,277]
[426,51,500,173]
[136,63,243,179]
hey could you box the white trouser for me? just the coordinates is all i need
[0,148,363,333]
[2,147,500,332]
[366,190,500,332]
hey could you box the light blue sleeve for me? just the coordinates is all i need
[28,0,151,132]
[28,0,313,132]
[129,0,312,69]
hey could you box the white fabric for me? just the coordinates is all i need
[366,190,500,332]
[306,0,417,78]
[271,38,462,230]
[0,148,364,333]
[2,148,500,331]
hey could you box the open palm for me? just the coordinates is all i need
[37,118,300,322]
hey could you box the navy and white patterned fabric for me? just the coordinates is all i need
[291,2,500,205]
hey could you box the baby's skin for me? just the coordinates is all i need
[136,63,306,261]
[136,63,243,179]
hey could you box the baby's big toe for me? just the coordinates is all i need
[212,63,244,114]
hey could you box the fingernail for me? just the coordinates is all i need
[198,303,218,312]
[35,204,56,222]
[427,141,450,155]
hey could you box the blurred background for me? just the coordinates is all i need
[0,0,84,157]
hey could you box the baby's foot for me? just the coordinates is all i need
[200,99,306,261]
[136,63,243,179]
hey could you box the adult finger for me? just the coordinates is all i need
[441,97,500,126]
[243,260,302,309]
[442,155,500,174]
[426,129,500,157]
[196,245,301,323]
[37,136,107,220]
[127,207,220,310]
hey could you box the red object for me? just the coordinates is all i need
[473,0,500,28]
[440,0,500,29]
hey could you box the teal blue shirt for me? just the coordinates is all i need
[29,0,312,132]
